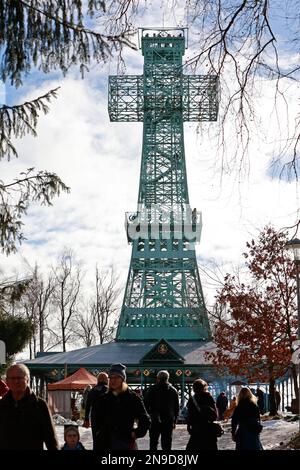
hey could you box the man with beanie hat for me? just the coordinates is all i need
[93,363,150,450]
[144,369,179,451]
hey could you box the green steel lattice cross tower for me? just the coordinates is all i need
[108,28,218,342]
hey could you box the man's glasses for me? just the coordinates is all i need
[6,376,26,381]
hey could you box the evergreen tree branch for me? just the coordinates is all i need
[19,0,137,47]
[0,276,32,314]
[0,87,60,160]
[0,0,138,86]
[0,168,70,255]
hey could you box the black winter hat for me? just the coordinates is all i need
[109,363,126,381]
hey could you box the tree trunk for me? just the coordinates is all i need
[62,327,66,352]
[291,363,299,401]
[39,377,45,399]
[29,339,33,359]
[39,314,44,352]
[33,334,36,358]
[268,366,277,416]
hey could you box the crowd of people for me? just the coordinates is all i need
[0,362,277,451]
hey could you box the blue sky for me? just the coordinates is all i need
[1,1,299,309]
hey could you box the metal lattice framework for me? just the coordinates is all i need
[108,28,219,341]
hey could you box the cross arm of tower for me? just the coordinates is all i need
[108,75,219,122]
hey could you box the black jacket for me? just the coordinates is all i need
[144,382,179,424]
[0,388,59,450]
[216,393,228,412]
[187,391,218,434]
[231,399,263,450]
[231,399,261,435]
[186,391,218,451]
[93,386,150,450]
[84,382,108,421]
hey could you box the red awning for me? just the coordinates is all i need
[47,367,97,391]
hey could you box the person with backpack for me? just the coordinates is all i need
[186,378,219,451]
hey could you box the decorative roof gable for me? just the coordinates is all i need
[141,339,185,364]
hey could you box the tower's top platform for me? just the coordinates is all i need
[139,27,187,54]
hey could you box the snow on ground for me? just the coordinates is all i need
[54,419,300,451]
[259,419,299,450]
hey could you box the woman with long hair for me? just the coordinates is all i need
[231,387,263,450]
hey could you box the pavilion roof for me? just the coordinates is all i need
[25,340,218,369]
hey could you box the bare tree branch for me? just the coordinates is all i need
[52,249,82,351]
[183,0,300,178]
[92,265,120,344]
[73,306,96,347]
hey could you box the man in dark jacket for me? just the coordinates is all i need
[275,388,281,413]
[216,391,228,420]
[144,370,179,451]
[256,387,265,415]
[0,363,59,450]
[83,371,109,448]
[93,363,150,450]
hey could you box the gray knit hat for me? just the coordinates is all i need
[109,363,126,381]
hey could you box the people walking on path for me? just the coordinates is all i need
[0,363,59,450]
[231,387,263,450]
[186,378,219,451]
[144,370,179,451]
[83,372,109,448]
[61,425,85,450]
[216,391,228,421]
[93,363,150,451]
